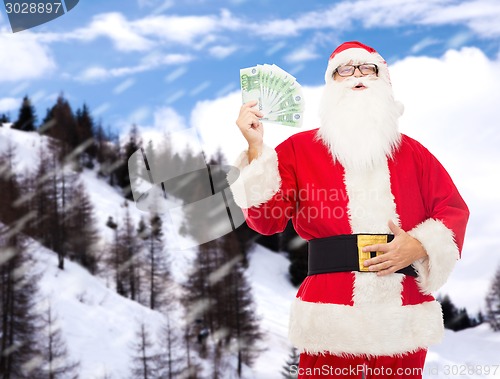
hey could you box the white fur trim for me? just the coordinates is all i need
[325,48,389,84]
[353,272,403,306]
[408,219,459,294]
[227,144,281,209]
[288,296,444,357]
[343,160,400,233]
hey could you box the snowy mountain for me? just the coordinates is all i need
[1,125,500,378]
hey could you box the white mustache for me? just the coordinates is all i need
[336,76,377,89]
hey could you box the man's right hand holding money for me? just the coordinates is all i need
[236,100,264,163]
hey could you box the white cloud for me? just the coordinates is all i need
[266,41,287,56]
[138,0,174,14]
[72,12,154,52]
[446,32,473,50]
[128,106,151,125]
[209,45,238,59]
[113,78,136,94]
[132,9,242,47]
[35,9,243,54]
[410,37,440,54]
[0,30,56,82]
[134,106,193,154]
[285,46,320,63]
[78,54,193,81]
[153,106,187,134]
[165,66,188,83]
[0,97,21,113]
[133,14,218,45]
[254,0,500,39]
[165,90,186,105]
[190,81,211,96]
[9,82,30,96]
[421,0,500,37]
[31,90,47,104]
[93,103,111,117]
[79,66,108,81]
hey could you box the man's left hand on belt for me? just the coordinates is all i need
[362,220,428,276]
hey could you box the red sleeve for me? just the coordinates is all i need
[419,144,470,255]
[245,138,299,235]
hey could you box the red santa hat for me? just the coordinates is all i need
[325,41,390,84]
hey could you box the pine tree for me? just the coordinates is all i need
[112,202,141,300]
[42,95,78,163]
[38,301,80,379]
[438,294,458,327]
[218,233,262,374]
[438,294,473,331]
[0,228,43,379]
[0,113,10,124]
[94,124,121,187]
[0,143,24,227]
[281,346,300,379]
[129,322,160,379]
[486,265,500,331]
[115,125,142,199]
[0,146,76,378]
[74,104,97,169]
[183,234,261,377]
[138,214,170,310]
[28,148,58,252]
[157,313,184,379]
[12,95,37,132]
[66,182,99,274]
[105,216,126,297]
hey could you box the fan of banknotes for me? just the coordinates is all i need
[240,64,304,127]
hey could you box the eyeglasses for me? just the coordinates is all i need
[334,64,378,77]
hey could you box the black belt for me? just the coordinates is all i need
[308,234,418,277]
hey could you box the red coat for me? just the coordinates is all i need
[230,129,469,356]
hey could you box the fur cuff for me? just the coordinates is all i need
[228,145,281,209]
[408,219,459,294]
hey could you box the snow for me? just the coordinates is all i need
[0,126,48,174]
[2,125,500,378]
[30,239,169,379]
[246,246,297,379]
[425,326,500,378]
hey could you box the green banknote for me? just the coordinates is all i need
[240,64,304,127]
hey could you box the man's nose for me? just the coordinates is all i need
[353,67,363,77]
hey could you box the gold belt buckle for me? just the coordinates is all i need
[357,235,388,272]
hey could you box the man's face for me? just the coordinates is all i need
[333,62,379,91]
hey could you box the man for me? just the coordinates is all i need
[229,41,469,378]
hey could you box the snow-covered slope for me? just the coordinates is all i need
[31,239,169,379]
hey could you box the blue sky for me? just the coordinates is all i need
[1,0,500,134]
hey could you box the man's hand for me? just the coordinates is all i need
[362,220,427,276]
[236,101,264,162]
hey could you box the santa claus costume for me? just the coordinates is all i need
[229,41,469,378]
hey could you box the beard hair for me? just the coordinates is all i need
[316,75,403,171]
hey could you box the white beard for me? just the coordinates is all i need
[317,75,403,171]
